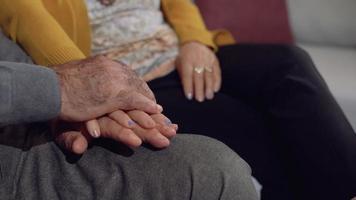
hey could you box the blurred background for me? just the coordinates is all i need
[195,0,356,131]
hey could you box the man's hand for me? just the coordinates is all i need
[52,56,162,122]
[176,42,221,102]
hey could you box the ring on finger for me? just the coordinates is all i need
[194,66,205,74]
[205,66,213,73]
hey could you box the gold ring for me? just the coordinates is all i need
[194,66,205,74]
[205,66,213,73]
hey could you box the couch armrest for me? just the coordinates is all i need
[287,0,356,47]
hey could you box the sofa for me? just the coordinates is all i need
[287,0,356,131]
[196,0,356,131]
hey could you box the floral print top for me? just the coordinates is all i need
[86,0,179,80]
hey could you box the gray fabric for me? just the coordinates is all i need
[287,0,356,47]
[0,31,61,126]
[0,62,61,126]
[0,124,258,200]
[0,30,258,199]
[0,31,33,64]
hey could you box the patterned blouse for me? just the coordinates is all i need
[86,0,179,81]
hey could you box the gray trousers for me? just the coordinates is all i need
[0,31,258,200]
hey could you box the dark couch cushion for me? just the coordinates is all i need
[196,0,294,44]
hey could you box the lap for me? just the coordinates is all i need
[0,29,258,200]
[0,124,257,200]
[149,44,356,199]
[149,72,294,198]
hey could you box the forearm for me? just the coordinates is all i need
[161,0,216,50]
[0,62,61,126]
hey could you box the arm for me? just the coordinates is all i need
[161,0,217,50]
[0,0,85,66]
[0,61,177,153]
[0,62,61,126]
[161,0,235,50]
[162,0,232,102]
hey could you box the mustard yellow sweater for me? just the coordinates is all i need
[0,0,234,66]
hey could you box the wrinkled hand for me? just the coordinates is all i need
[176,42,221,102]
[53,111,178,154]
[52,56,161,122]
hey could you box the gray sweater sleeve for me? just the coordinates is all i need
[0,62,61,126]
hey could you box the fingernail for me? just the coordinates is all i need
[165,119,172,125]
[172,124,179,131]
[197,96,204,102]
[129,134,142,146]
[157,104,163,112]
[169,128,176,133]
[128,120,135,126]
[166,128,176,135]
[91,130,100,138]
[214,87,220,93]
[156,135,169,143]
[186,93,192,100]
[206,91,214,100]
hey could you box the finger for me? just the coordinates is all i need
[124,92,163,114]
[98,117,142,148]
[177,61,194,100]
[204,67,215,100]
[55,131,89,154]
[108,110,135,128]
[150,114,177,138]
[132,125,170,148]
[85,120,101,138]
[193,67,205,102]
[213,59,222,92]
[170,123,178,131]
[127,110,156,129]
[136,79,157,102]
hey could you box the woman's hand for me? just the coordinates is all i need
[53,111,178,154]
[108,110,178,147]
[176,42,221,102]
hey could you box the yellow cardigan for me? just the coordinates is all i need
[0,0,235,66]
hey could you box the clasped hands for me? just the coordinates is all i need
[52,42,221,154]
[52,56,177,154]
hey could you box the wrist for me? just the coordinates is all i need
[180,41,214,51]
[56,72,70,120]
[180,39,217,52]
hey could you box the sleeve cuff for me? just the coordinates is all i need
[0,62,61,125]
[37,46,86,66]
[177,27,218,51]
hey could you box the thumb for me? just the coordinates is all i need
[55,131,89,154]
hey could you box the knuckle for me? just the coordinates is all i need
[95,55,108,63]
[116,91,135,107]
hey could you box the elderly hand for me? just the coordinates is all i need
[53,111,178,154]
[176,42,221,102]
[53,55,162,122]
